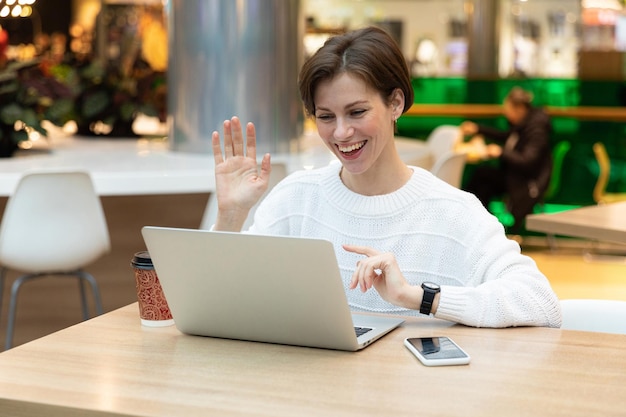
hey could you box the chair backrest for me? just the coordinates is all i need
[425,125,462,163]
[592,142,610,204]
[560,299,626,335]
[544,140,571,200]
[0,171,111,272]
[430,151,467,188]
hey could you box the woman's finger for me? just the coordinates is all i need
[223,119,233,158]
[344,244,381,292]
[231,116,245,156]
[350,258,371,293]
[211,131,224,165]
[245,122,257,161]
[342,244,380,257]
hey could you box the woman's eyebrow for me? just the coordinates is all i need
[315,100,369,112]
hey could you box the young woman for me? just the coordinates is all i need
[211,26,561,329]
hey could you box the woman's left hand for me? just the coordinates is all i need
[343,244,420,310]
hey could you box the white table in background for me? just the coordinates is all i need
[0,134,430,197]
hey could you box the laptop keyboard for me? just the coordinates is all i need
[354,326,373,337]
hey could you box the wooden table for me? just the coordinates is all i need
[526,202,626,244]
[0,303,624,416]
[406,103,626,122]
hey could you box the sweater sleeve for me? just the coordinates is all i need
[433,207,562,328]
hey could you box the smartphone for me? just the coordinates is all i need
[404,337,470,366]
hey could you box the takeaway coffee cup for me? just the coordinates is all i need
[131,251,174,327]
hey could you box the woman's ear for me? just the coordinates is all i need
[390,88,405,120]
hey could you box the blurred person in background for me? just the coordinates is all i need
[461,87,553,234]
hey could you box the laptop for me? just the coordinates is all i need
[141,226,404,351]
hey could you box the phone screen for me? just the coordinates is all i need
[406,337,469,360]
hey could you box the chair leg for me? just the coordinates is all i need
[0,267,6,317]
[4,271,104,350]
[546,234,558,252]
[5,273,39,351]
[78,277,89,320]
[583,240,626,263]
[76,270,104,317]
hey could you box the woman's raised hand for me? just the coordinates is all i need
[211,116,271,231]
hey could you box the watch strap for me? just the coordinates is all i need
[420,282,440,315]
[420,289,436,315]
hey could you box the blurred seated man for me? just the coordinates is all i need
[461,87,552,233]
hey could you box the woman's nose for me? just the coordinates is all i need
[334,118,354,140]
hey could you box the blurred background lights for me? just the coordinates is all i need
[0,0,36,18]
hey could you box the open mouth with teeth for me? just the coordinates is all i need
[337,141,366,157]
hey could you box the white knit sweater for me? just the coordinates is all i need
[249,162,562,328]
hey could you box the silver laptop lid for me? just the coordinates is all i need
[142,226,370,350]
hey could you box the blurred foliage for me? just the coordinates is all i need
[53,56,166,137]
[0,60,74,145]
[0,55,166,145]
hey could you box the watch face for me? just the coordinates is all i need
[423,282,440,291]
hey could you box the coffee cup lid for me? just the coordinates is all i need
[131,251,153,267]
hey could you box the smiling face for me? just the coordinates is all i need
[313,72,404,181]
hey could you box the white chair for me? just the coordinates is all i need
[425,125,462,169]
[0,171,110,350]
[560,299,626,335]
[430,151,467,188]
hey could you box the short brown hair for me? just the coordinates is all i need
[298,26,414,117]
[506,87,534,109]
